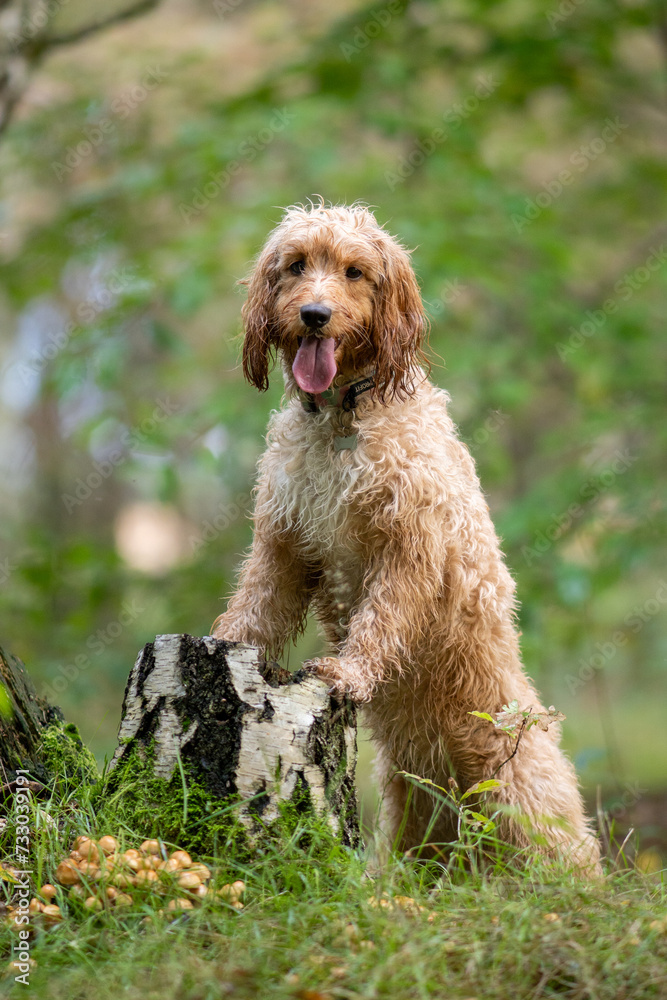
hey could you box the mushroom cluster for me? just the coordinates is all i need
[3,880,63,933]
[46,836,245,916]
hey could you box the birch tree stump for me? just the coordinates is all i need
[107,635,360,850]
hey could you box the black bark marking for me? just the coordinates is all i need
[257,695,275,722]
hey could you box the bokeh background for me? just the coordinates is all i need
[1,0,665,858]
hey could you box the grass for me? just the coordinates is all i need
[1,776,666,1000]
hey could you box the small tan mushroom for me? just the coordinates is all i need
[106,887,118,900]
[98,836,118,855]
[114,893,133,907]
[70,885,86,899]
[75,838,100,863]
[167,898,193,911]
[28,898,44,914]
[194,884,208,899]
[38,884,57,902]
[41,904,63,925]
[189,864,211,882]
[84,896,102,911]
[111,873,137,889]
[169,850,192,868]
[141,856,162,871]
[122,852,142,872]
[217,879,245,903]
[177,872,201,890]
[78,861,102,880]
[136,869,158,883]
[69,850,83,863]
[140,839,161,856]
[56,860,81,886]
[163,858,181,873]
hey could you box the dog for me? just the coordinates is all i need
[212,202,601,873]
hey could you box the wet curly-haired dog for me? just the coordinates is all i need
[212,202,601,873]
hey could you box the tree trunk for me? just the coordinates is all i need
[108,635,361,848]
[0,642,64,783]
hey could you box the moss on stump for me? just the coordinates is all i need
[99,635,361,855]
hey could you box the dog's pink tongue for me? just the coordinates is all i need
[292,336,337,394]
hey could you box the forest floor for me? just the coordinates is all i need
[1,783,666,1000]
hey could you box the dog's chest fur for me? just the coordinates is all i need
[267,403,369,628]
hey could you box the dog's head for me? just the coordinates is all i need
[241,203,427,401]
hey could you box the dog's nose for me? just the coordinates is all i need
[300,303,332,329]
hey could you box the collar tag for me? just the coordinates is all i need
[334,434,358,452]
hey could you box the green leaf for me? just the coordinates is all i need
[467,811,496,832]
[461,779,507,800]
[468,711,495,723]
[397,771,449,796]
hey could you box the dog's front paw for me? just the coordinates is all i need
[303,656,375,704]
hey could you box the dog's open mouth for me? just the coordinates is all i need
[292,336,337,394]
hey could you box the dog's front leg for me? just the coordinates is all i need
[306,537,443,703]
[211,498,313,659]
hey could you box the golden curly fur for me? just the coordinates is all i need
[212,202,601,873]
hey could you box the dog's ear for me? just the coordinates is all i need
[241,240,280,392]
[371,237,428,401]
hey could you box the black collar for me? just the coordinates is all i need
[299,372,376,413]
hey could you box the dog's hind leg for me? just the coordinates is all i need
[373,747,458,861]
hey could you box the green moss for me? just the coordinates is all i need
[39,722,99,785]
[92,739,349,863]
[93,741,251,858]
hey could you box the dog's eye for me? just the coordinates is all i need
[346,266,362,280]
[289,260,306,275]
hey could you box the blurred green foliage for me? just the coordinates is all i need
[0,0,665,790]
